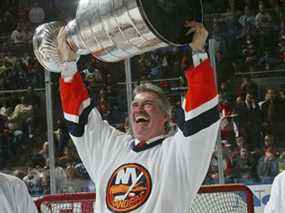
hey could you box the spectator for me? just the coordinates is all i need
[149,59,161,79]
[97,96,111,121]
[219,81,235,103]
[39,171,50,195]
[25,86,42,135]
[239,6,255,27]
[108,104,123,127]
[8,96,33,150]
[257,50,277,70]
[264,134,275,148]
[255,1,273,48]
[105,85,118,106]
[1,11,16,33]
[28,2,45,25]
[23,168,43,196]
[8,96,33,129]
[57,146,78,167]
[238,77,258,99]
[0,100,10,117]
[280,90,285,100]
[257,146,279,184]
[261,88,285,141]
[219,109,239,144]
[269,1,284,30]
[10,24,25,45]
[38,141,49,164]
[0,113,9,167]
[54,118,70,155]
[278,35,285,61]
[206,151,233,184]
[231,136,247,159]
[24,86,41,109]
[234,96,247,129]
[255,2,272,33]
[22,25,32,44]
[54,164,67,192]
[27,153,46,169]
[244,92,263,149]
[231,146,255,184]
[241,35,257,65]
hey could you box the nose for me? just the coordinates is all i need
[132,103,146,115]
[136,104,145,113]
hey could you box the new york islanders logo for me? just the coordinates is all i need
[106,163,152,212]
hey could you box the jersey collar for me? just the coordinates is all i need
[130,135,166,152]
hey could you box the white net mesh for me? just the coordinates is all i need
[189,192,248,213]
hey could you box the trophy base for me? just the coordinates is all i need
[137,0,203,45]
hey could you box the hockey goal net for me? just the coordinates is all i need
[35,184,254,213]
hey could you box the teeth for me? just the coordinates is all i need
[135,115,149,122]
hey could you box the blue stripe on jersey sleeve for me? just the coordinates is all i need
[65,102,95,137]
[175,105,220,137]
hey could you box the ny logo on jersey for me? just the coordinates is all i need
[106,163,152,212]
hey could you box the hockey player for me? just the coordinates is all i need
[57,21,220,212]
[264,171,285,213]
[0,172,37,213]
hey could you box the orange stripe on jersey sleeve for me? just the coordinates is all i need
[184,59,217,112]
[60,72,89,116]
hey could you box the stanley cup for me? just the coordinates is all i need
[33,0,202,72]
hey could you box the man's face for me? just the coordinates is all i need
[246,94,254,102]
[240,148,247,158]
[266,89,275,100]
[130,91,168,142]
[264,135,273,146]
[236,137,244,147]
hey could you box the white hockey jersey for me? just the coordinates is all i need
[60,58,220,213]
[264,171,285,213]
[0,172,37,213]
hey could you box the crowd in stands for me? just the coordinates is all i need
[206,86,285,185]
[0,0,285,196]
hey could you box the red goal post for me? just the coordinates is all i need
[35,184,254,213]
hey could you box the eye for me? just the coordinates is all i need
[143,101,153,107]
[131,102,139,108]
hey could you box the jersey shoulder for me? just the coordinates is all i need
[0,172,25,189]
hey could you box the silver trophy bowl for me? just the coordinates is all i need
[33,0,202,72]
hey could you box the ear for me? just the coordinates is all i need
[163,112,171,122]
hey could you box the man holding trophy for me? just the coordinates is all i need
[55,21,220,212]
[32,0,220,211]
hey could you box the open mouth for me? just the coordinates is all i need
[135,115,150,123]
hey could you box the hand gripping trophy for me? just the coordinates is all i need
[33,0,203,72]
